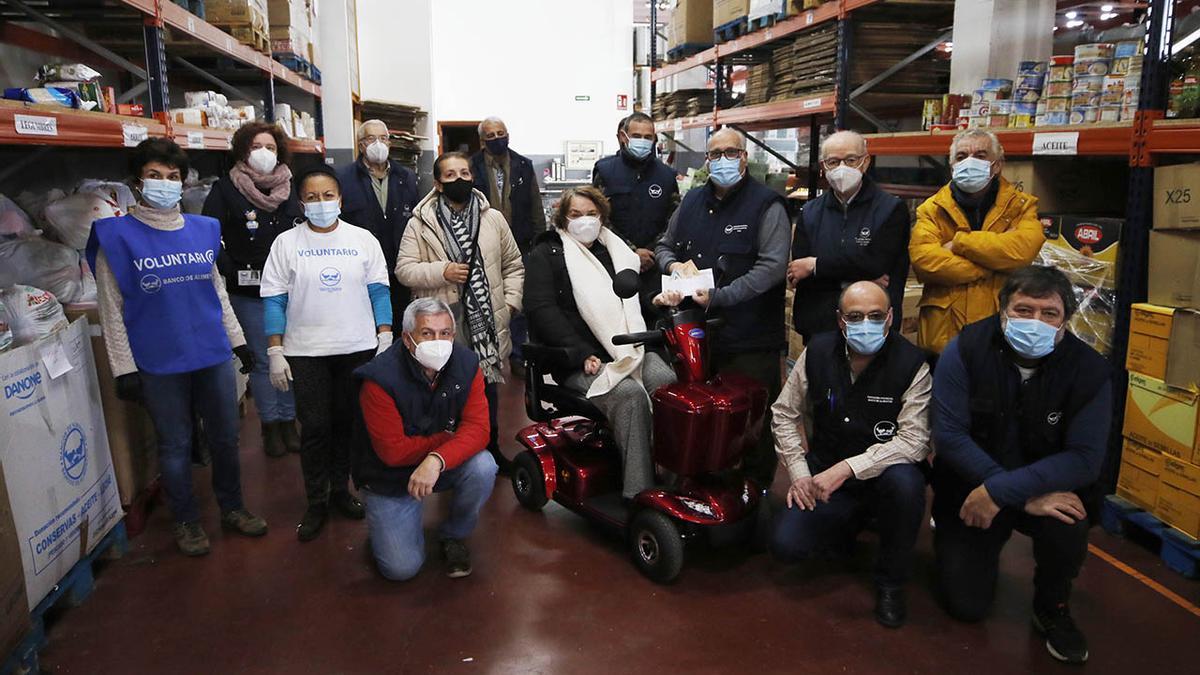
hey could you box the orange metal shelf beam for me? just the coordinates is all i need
[864,123,1135,157]
[0,100,166,149]
[717,93,836,129]
[1146,120,1200,154]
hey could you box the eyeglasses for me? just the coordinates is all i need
[706,148,744,161]
[821,155,865,170]
[842,311,888,323]
[362,135,389,144]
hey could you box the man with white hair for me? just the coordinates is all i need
[338,119,420,320]
[909,129,1044,354]
[654,126,790,489]
[788,130,911,341]
[354,297,497,580]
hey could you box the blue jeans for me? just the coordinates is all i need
[229,293,295,423]
[771,463,926,588]
[141,360,244,523]
[363,451,498,581]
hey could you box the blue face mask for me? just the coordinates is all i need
[625,137,654,160]
[141,178,182,209]
[844,319,888,355]
[1003,317,1059,359]
[952,157,993,193]
[708,157,743,188]
[304,200,341,228]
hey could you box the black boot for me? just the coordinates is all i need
[331,490,365,519]
[280,420,301,453]
[296,504,328,542]
[875,585,907,628]
[262,422,286,458]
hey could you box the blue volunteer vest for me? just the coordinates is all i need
[86,213,231,375]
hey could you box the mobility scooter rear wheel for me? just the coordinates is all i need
[511,451,549,510]
[628,510,684,583]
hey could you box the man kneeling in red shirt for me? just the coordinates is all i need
[355,297,497,579]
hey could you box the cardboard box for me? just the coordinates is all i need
[749,0,800,20]
[0,468,30,662]
[901,280,922,345]
[1148,230,1200,307]
[1155,482,1200,539]
[1152,162,1200,230]
[713,0,750,28]
[63,307,157,507]
[267,0,308,28]
[1041,215,1122,265]
[205,0,268,26]
[1116,439,1164,510]
[1123,371,1200,463]
[1126,303,1200,390]
[0,319,121,610]
[1162,456,1200,496]
[670,0,713,49]
[1005,160,1130,215]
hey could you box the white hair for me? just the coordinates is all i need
[709,127,746,150]
[949,129,1004,163]
[356,119,388,142]
[478,116,506,137]
[402,297,455,334]
[820,130,868,161]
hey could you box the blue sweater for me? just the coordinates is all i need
[931,336,1111,508]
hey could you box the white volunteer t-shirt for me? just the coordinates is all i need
[260,220,388,357]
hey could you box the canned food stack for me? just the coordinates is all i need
[1009,61,1045,128]
[1070,43,1114,125]
[970,79,1012,128]
[1038,55,1073,126]
[1113,38,1145,121]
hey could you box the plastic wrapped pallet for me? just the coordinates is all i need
[1036,242,1115,355]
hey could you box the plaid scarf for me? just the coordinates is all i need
[435,194,503,383]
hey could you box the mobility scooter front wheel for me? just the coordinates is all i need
[628,510,685,583]
[511,451,549,510]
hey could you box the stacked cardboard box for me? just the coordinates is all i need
[268,0,314,64]
[1125,160,1200,538]
[206,0,271,53]
[668,0,713,53]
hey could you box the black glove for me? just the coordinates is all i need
[115,372,143,403]
[233,345,255,374]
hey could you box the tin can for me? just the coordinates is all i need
[1074,43,1115,60]
[1013,86,1042,103]
[1041,111,1070,126]
[1111,57,1132,76]
[1009,114,1034,128]
[1072,75,1105,94]
[989,114,1010,128]
[992,99,1013,115]
[1099,105,1122,122]
[1074,58,1111,77]
[1046,96,1071,112]
[1016,74,1047,91]
[1069,106,1099,124]
[1120,104,1138,122]
[1018,60,1048,74]
[1071,92,1101,108]
[1045,81,1073,97]
[1114,38,1144,59]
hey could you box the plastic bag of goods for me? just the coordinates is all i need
[0,296,12,353]
[182,177,218,215]
[1036,242,1115,355]
[76,179,136,214]
[0,236,87,304]
[0,194,35,238]
[0,285,67,346]
[43,191,119,249]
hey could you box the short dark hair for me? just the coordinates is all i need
[295,166,341,195]
[999,265,1078,318]
[620,112,655,133]
[230,121,291,167]
[128,137,189,179]
[433,151,471,182]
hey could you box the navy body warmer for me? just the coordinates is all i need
[803,331,925,474]
[670,177,786,353]
[593,153,677,248]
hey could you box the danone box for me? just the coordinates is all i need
[0,469,29,661]
[0,318,121,610]
[1156,456,1200,538]
[1116,438,1164,510]
[1122,371,1200,463]
[1125,304,1200,390]
[1152,162,1200,230]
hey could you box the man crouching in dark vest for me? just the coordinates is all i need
[931,265,1110,665]
[770,281,931,628]
[354,297,498,580]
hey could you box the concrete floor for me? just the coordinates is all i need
[39,378,1199,674]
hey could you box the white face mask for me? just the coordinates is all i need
[365,140,390,164]
[826,165,863,195]
[411,337,453,372]
[566,215,602,245]
[248,147,277,174]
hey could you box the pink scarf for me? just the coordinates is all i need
[229,161,293,211]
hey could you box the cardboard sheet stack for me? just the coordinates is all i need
[358,100,429,169]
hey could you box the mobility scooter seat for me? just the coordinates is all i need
[522,343,608,425]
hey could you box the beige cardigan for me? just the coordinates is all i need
[395,189,525,359]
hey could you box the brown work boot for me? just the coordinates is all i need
[280,420,301,453]
[262,423,286,458]
[221,508,268,537]
[173,521,210,557]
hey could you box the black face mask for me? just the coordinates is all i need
[441,178,473,204]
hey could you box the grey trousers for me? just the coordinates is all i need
[565,352,677,498]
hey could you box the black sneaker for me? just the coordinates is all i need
[296,505,328,542]
[441,539,472,578]
[1033,604,1089,664]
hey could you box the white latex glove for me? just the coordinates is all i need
[267,345,292,391]
[376,331,394,355]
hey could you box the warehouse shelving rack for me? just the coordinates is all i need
[0,0,324,158]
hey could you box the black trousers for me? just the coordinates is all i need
[715,349,782,488]
[290,350,374,506]
[484,381,501,458]
[933,494,1090,622]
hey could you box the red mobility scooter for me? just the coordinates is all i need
[510,271,768,583]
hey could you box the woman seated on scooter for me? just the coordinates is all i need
[523,186,679,500]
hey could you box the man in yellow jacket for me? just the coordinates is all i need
[909,130,1044,354]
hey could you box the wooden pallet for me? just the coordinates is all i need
[750,11,787,32]
[1100,495,1200,579]
[667,43,713,63]
[211,23,270,54]
[714,17,749,44]
[1,522,129,675]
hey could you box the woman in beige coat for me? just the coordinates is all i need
[395,150,524,469]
